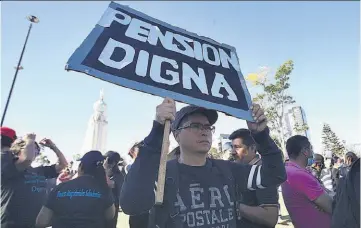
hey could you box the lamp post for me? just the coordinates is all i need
[1,15,39,127]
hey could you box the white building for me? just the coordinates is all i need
[80,90,108,155]
[283,106,310,140]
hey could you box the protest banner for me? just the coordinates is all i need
[66,2,253,121]
[66,2,254,205]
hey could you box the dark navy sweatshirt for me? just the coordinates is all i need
[119,121,287,228]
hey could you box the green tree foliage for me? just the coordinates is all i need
[322,123,346,157]
[293,112,309,135]
[322,123,332,153]
[208,147,223,159]
[247,60,308,155]
[73,153,81,161]
[35,152,50,166]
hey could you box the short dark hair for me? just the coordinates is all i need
[80,162,108,192]
[345,151,358,163]
[105,151,121,165]
[314,153,324,163]
[1,135,13,148]
[128,141,142,158]
[286,135,310,159]
[228,129,256,147]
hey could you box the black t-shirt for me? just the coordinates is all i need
[110,171,124,208]
[339,166,351,179]
[104,171,124,228]
[237,188,278,228]
[236,158,279,228]
[175,160,237,228]
[1,151,59,227]
[45,175,114,228]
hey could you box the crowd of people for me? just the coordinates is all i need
[1,98,359,228]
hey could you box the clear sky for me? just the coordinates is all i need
[1,1,360,161]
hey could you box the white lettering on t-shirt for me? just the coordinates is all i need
[174,184,235,228]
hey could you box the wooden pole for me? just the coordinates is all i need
[155,119,171,205]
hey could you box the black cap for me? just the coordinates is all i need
[104,151,121,164]
[78,150,104,166]
[171,105,218,131]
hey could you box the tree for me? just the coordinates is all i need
[293,112,309,135]
[34,152,50,166]
[73,153,81,161]
[246,60,308,156]
[322,123,333,153]
[322,123,346,157]
[208,147,223,159]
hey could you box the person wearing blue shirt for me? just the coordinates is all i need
[36,150,115,228]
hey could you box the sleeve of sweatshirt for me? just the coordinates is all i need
[231,128,287,191]
[119,121,164,215]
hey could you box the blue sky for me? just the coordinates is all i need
[1,1,360,161]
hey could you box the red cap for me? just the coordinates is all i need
[0,127,17,141]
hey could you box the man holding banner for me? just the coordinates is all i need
[119,98,286,228]
[65,3,287,227]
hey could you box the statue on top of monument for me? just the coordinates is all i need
[81,89,108,155]
[93,89,107,115]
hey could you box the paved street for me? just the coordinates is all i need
[275,193,294,228]
[116,192,294,228]
[117,213,129,228]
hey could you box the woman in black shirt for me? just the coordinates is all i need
[103,151,125,228]
[36,150,115,228]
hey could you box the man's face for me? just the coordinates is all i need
[176,113,213,155]
[132,147,139,159]
[231,138,255,164]
[345,156,353,166]
[303,144,314,158]
[313,156,323,171]
[129,146,139,160]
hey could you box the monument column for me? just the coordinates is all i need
[81,89,108,154]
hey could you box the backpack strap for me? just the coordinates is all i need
[165,159,180,217]
[148,159,180,228]
[211,159,238,208]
